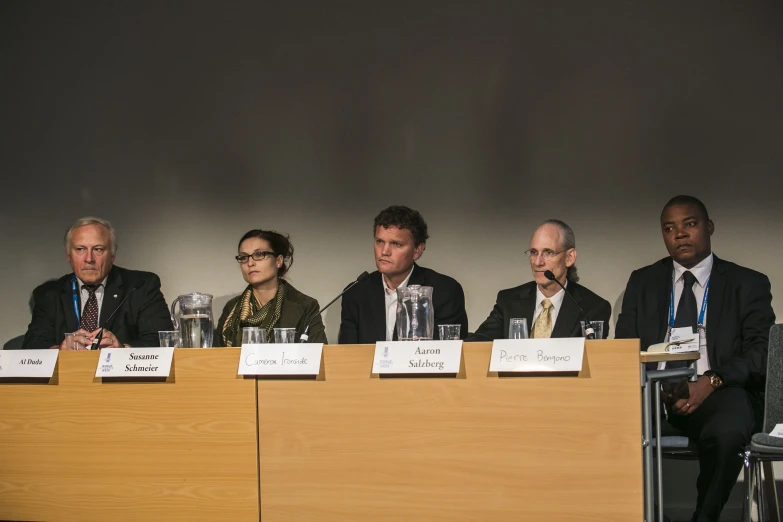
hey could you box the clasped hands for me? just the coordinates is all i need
[56,328,123,350]
[661,376,714,416]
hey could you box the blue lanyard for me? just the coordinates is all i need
[668,275,710,327]
[71,276,81,323]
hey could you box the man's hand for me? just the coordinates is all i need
[59,329,92,350]
[672,376,714,415]
[89,328,123,348]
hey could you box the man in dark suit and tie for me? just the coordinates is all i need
[21,216,173,350]
[616,195,775,522]
[338,205,468,344]
[467,219,611,341]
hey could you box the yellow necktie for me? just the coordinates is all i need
[532,299,553,339]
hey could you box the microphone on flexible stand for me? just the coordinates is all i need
[90,280,145,349]
[543,270,596,340]
[299,271,370,343]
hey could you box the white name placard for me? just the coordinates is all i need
[238,343,323,375]
[372,340,462,374]
[489,338,585,372]
[0,349,59,378]
[95,347,174,378]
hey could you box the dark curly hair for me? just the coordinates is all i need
[237,229,294,277]
[373,206,429,246]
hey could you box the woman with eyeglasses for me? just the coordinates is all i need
[214,229,327,346]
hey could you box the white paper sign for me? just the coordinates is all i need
[0,349,59,378]
[668,327,699,353]
[238,343,323,375]
[94,347,174,378]
[372,340,462,374]
[770,424,783,439]
[489,338,585,372]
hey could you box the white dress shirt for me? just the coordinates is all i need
[78,276,108,323]
[532,282,567,335]
[382,267,414,341]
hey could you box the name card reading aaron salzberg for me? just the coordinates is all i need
[94,347,174,378]
[372,340,462,374]
[0,349,59,378]
[489,338,585,373]
[238,343,323,376]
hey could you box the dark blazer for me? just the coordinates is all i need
[467,280,612,341]
[21,265,174,349]
[338,263,468,344]
[214,282,327,346]
[616,255,775,392]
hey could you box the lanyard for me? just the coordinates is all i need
[668,276,710,327]
[71,276,81,324]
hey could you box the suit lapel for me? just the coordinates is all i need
[369,272,387,342]
[551,284,580,338]
[60,276,80,333]
[516,284,537,334]
[706,256,726,364]
[99,267,124,328]
[656,259,673,343]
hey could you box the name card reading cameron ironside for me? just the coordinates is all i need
[0,349,59,378]
[372,340,462,374]
[238,343,323,375]
[95,347,174,378]
[489,338,584,372]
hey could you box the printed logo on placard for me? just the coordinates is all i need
[100,352,114,373]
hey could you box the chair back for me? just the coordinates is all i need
[763,324,783,433]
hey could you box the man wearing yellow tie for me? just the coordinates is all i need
[467,219,611,341]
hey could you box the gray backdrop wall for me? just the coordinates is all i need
[1,1,781,346]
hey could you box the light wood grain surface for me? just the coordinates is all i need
[257,340,642,521]
[0,348,258,522]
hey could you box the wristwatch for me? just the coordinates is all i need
[703,370,724,389]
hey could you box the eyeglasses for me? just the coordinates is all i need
[525,249,566,260]
[235,251,276,264]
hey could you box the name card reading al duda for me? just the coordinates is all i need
[95,347,174,378]
[0,349,59,378]
[372,340,462,374]
[238,344,323,375]
[489,338,584,372]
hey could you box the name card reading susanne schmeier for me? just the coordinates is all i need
[489,338,584,372]
[238,344,323,376]
[372,341,462,374]
[0,349,59,378]
[94,347,174,378]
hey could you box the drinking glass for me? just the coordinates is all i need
[437,324,461,340]
[242,327,267,345]
[158,330,181,348]
[273,328,296,344]
[508,318,529,339]
[580,321,604,340]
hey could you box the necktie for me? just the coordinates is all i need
[666,271,698,370]
[80,285,100,332]
[532,299,553,339]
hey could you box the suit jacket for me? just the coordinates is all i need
[213,281,327,346]
[467,280,612,341]
[615,255,775,392]
[21,265,174,349]
[338,263,468,344]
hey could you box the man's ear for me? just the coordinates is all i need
[413,243,425,260]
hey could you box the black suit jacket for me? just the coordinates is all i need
[615,255,775,392]
[338,263,468,344]
[20,265,174,349]
[467,280,612,341]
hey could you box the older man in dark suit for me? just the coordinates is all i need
[21,216,173,350]
[616,195,775,522]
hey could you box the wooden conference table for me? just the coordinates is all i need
[0,341,643,521]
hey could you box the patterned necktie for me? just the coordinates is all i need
[532,299,553,339]
[80,285,100,332]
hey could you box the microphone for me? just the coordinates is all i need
[90,280,145,349]
[543,270,596,340]
[299,271,370,343]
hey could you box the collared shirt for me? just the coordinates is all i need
[661,253,714,373]
[532,281,567,335]
[382,267,414,342]
[78,276,108,321]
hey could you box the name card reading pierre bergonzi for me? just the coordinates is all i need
[489,338,584,372]
[238,343,323,376]
[372,340,462,374]
[94,347,175,378]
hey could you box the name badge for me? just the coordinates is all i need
[238,344,323,376]
[95,347,174,378]
[669,327,699,353]
[0,349,59,378]
[372,340,462,374]
[489,338,584,372]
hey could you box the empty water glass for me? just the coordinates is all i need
[508,318,529,339]
[64,332,84,350]
[580,321,604,340]
[242,327,266,345]
[438,324,461,340]
[273,328,296,344]
[158,330,181,348]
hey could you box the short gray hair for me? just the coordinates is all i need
[64,216,117,255]
[540,219,579,283]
